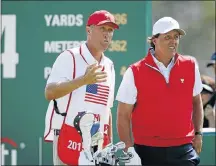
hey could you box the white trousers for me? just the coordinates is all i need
[53,135,67,166]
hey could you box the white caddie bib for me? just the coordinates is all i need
[44,44,114,144]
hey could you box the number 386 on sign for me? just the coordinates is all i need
[112,13,127,25]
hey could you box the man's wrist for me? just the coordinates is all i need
[125,142,133,150]
[80,75,87,86]
[109,137,113,143]
[195,131,203,136]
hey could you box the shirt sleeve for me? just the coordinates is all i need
[193,63,203,96]
[46,51,74,85]
[108,64,115,108]
[116,67,137,104]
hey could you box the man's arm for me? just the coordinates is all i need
[45,76,86,100]
[192,59,204,132]
[115,67,137,150]
[45,64,107,101]
[191,60,204,154]
[117,102,134,150]
[192,94,204,154]
[192,94,204,132]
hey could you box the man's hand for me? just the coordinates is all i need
[204,104,215,119]
[192,135,202,154]
[83,63,107,84]
[124,147,141,165]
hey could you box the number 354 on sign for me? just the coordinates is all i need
[108,40,127,52]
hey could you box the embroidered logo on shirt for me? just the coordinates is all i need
[180,78,184,83]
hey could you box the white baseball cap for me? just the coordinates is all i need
[152,17,186,36]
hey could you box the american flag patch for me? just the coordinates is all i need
[85,84,109,106]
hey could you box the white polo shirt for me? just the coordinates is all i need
[44,43,115,141]
[116,54,203,105]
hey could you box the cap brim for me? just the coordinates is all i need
[202,84,214,93]
[97,21,119,29]
[206,60,215,67]
[162,28,186,36]
[175,29,186,36]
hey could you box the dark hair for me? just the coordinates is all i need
[147,33,160,49]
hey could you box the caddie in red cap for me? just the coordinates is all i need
[44,10,119,165]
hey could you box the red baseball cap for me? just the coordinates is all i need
[87,10,119,29]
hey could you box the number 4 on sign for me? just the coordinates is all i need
[1,15,19,79]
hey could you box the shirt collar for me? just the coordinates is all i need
[150,47,175,68]
[80,42,105,65]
